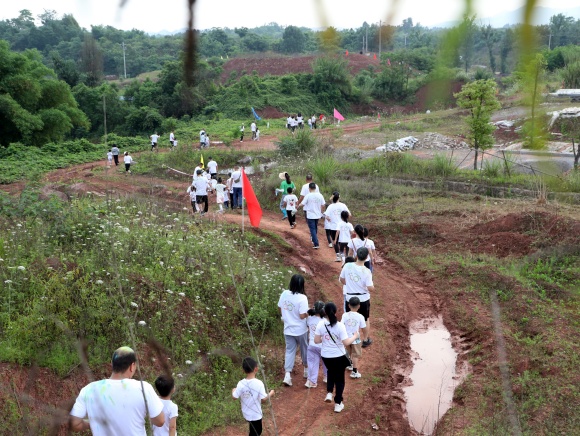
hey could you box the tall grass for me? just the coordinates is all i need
[308,156,338,184]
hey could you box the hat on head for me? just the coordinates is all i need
[278,172,286,180]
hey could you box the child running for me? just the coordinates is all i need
[215,177,227,213]
[341,297,366,379]
[123,151,134,174]
[186,183,198,214]
[107,149,113,166]
[232,357,275,436]
[283,187,298,229]
[335,211,354,262]
[153,375,178,436]
[305,301,327,388]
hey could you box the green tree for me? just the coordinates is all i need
[500,28,514,74]
[458,15,477,73]
[549,14,575,48]
[481,25,498,73]
[80,34,103,86]
[280,26,306,54]
[0,41,89,147]
[454,79,501,170]
[309,56,351,109]
[319,27,341,52]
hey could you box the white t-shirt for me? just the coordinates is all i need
[301,192,325,219]
[194,177,208,196]
[231,170,242,188]
[315,320,348,358]
[192,166,202,181]
[307,315,322,348]
[337,222,354,243]
[348,238,371,262]
[365,238,376,252]
[199,131,205,142]
[341,311,366,345]
[300,183,319,197]
[251,122,256,132]
[287,116,292,126]
[124,155,133,164]
[207,160,218,174]
[284,194,298,211]
[187,185,196,202]
[107,152,113,160]
[339,263,373,302]
[277,290,308,336]
[152,399,178,436]
[297,116,303,124]
[325,202,350,231]
[308,118,312,126]
[233,378,267,422]
[70,379,164,436]
[215,183,226,195]
[151,134,159,144]
[169,132,175,142]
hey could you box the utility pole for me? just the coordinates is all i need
[379,20,382,58]
[122,41,127,79]
[366,25,369,53]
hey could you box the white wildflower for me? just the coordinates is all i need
[186,360,193,365]
[130,302,138,308]
[138,320,147,326]
[166,289,173,294]
[17,266,25,271]
[96,280,104,285]
[178,292,185,297]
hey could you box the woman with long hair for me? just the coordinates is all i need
[348,224,372,270]
[277,274,309,387]
[314,302,359,413]
[277,172,295,220]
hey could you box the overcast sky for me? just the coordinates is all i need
[1,0,578,32]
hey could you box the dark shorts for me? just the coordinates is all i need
[210,173,217,180]
[170,140,174,146]
[196,195,208,204]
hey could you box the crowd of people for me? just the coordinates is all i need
[285,113,326,134]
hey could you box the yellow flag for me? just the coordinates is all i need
[200,154,204,169]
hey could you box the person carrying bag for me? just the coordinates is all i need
[314,302,359,413]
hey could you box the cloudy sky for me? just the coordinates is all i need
[1,0,578,32]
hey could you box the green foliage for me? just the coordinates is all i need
[310,56,352,109]
[520,53,548,150]
[0,41,89,147]
[561,61,580,88]
[308,156,338,185]
[275,129,317,156]
[279,26,306,54]
[427,153,457,177]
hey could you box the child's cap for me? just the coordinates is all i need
[348,296,361,307]
[278,172,286,180]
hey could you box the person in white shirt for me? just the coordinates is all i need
[153,375,178,436]
[232,357,274,436]
[286,115,293,131]
[298,174,319,205]
[325,192,351,260]
[311,115,317,129]
[298,183,325,249]
[297,112,304,130]
[251,122,257,140]
[207,157,218,180]
[348,224,373,270]
[308,117,313,129]
[194,170,209,214]
[215,177,227,213]
[204,134,210,149]
[70,346,165,434]
[192,162,203,182]
[340,247,374,348]
[111,145,120,166]
[225,172,233,209]
[124,151,134,173]
[255,127,260,141]
[150,132,160,152]
[283,187,298,229]
[277,274,309,387]
[305,301,327,388]
[336,211,355,261]
[314,302,359,413]
[239,124,245,142]
[107,150,113,166]
[341,297,367,379]
[199,129,206,149]
[186,183,199,213]
[231,166,243,209]
[169,131,175,148]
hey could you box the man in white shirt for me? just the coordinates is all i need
[169,131,175,148]
[192,161,203,182]
[250,122,257,140]
[70,346,164,435]
[298,174,319,220]
[231,165,243,209]
[298,183,325,249]
[207,157,218,180]
[150,132,160,152]
[339,247,374,348]
[194,169,209,214]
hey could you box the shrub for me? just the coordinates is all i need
[427,153,457,177]
[275,130,317,156]
[308,157,338,185]
[482,159,503,178]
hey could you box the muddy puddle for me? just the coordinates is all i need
[403,316,468,435]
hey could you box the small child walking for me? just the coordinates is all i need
[335,211,354,261]
[232,357,274,436]
[283,187,298,229]
[215,177,227,213]
[123,151,134,174]
[107,149,113,166]
[305,301,328,388]
[153,375,178,436]
[255,128,260,141]
[186,183,198,213]
[341,297,366,379]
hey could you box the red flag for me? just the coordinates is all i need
[345,50,349,56]
[242,169,262,227]
[387,58,391,66]
[373,53,377,60]
[333,108,345,121]
[378,112,381,119]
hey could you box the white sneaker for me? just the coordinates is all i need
[334,402,344,413]
[328,243,333,248]
[324,392,333,403]
[303,368,308,378]
[283,373,292,386]
[350,371,362,379]
[346,365,353,371]
[323,376,327,383]
[304,380,317,388]
[335,254,342,262]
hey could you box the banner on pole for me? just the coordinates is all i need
[242,169,262,227]
[251,107,262,121]
[333,108,345,121]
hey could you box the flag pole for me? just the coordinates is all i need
[241,167,245,235]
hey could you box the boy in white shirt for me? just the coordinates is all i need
[341,297,367,378]
[298,183,325,249]
[153,375,178,436]
[283,187,298,229]
[107,150,113,166]
[232,357,274,436]
[150,132,160,152]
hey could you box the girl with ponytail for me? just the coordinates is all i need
[277,172,295,220]
[348,224,372,270]
[314,302,359,413]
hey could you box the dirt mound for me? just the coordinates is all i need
[220,53,380,82]
[473,231,534,257]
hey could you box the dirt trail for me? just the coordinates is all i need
[0,134,449,435]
